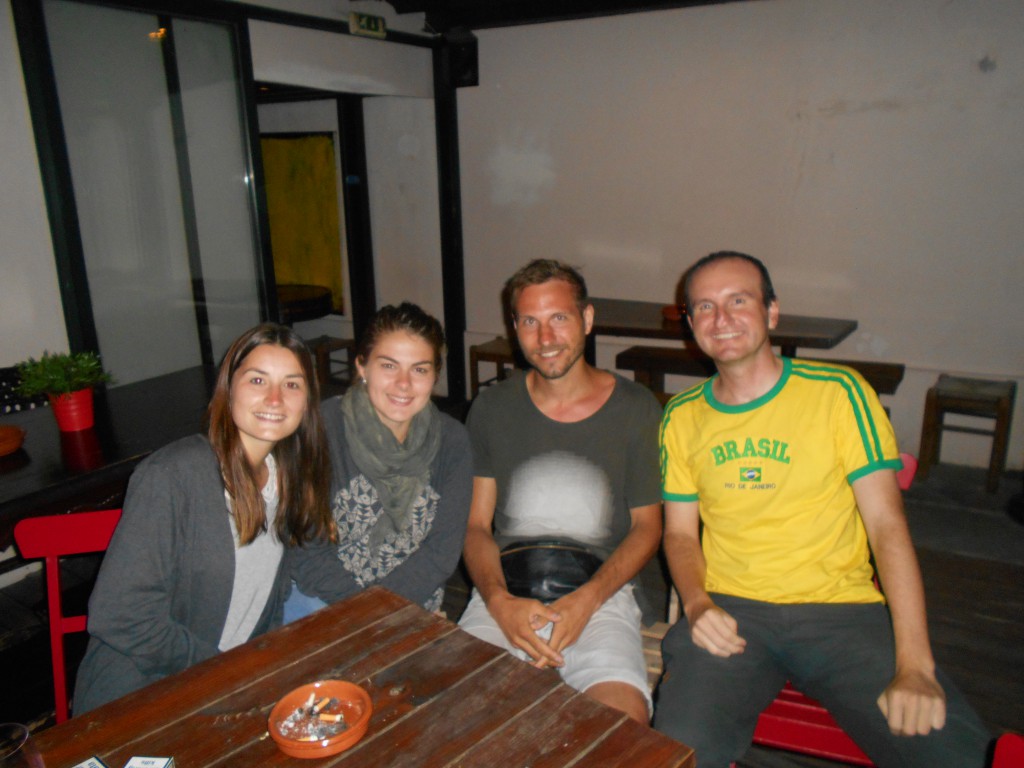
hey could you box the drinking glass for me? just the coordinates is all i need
[0,724,43,768]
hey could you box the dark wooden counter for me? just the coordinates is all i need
[0,366,215,547]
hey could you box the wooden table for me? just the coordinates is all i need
[588,297,858,361]
[34,587,694,768]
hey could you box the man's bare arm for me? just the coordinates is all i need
[855,469,946,736]
[663,499,746,657]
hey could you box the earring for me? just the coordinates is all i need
[361,377,367,385]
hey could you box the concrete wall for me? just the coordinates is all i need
[457,0,1024,468]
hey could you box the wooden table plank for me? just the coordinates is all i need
[336,654,564,767]
[582,717,696,767]
[105,606,459,768]
[355,629,507,732]
[34,589,413,766]
[456,684,624,767]
[214,629,511,768]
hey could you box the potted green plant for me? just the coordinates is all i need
[15,351,112,431]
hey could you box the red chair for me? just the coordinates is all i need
[13,508,122,722]
[993,733,1024,767]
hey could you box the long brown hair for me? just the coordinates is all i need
[206,324,333,546]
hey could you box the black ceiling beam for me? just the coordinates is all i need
[390,0,753,33]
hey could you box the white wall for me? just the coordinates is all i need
[364,96,445,377]
[249,19,432,98]
[457,0,1024,469]
[0,2,67,363]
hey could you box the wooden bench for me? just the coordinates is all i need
[615,346,716,393]
[823,358,905,395]
[616,345,905,398]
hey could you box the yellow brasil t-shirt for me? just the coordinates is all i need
[660,357,902,605]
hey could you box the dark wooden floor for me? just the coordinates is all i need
[916,547,1024,735]
[2,465,1022,768]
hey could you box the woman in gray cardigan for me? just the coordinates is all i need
[74,324,334,715]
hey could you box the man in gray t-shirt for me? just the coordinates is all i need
[459,259,662,723]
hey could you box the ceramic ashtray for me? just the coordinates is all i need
[268,680,372,758]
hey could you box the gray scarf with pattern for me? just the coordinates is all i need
[339,383,442,549]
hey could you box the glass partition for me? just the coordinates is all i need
[43,0,261,384]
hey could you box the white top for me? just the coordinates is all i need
[219,453,284,651]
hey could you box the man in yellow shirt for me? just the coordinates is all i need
[655,252,989,766]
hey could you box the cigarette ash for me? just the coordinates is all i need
[277,693,349,741]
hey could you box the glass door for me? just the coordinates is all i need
[39,0,264,384]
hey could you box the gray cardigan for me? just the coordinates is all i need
[74,435,290,715]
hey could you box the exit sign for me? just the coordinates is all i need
[349,12,386,39]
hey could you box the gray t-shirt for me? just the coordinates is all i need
[467,371,662,559]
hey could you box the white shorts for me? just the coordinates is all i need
[458,583,652,715]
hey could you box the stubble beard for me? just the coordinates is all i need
[530,343,585,381]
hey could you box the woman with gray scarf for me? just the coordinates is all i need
[288,303,473,616]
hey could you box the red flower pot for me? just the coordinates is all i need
[60,427,104,471]
[48,388,95,432]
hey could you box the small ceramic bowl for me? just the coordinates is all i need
[0,425,26,457]
[268,680,372,759]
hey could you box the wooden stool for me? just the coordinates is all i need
[918,375,1017,492]
[469,337,516,398]
[308,335,356,390]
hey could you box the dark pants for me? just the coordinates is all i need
[652,595,991,768]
